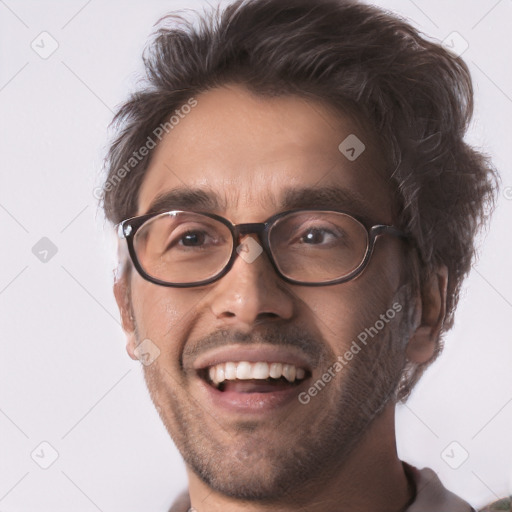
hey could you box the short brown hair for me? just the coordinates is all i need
[102,0,498,398]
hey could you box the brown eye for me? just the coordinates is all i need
[179,231,207,247]
[299,228,338,245]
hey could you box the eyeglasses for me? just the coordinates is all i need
[117,208,408,287]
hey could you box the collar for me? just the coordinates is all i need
[170,463,475,512]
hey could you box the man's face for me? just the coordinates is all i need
[120,85,414,501]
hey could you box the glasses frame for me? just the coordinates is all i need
[117,208,409,288]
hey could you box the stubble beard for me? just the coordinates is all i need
[140,285,414,503]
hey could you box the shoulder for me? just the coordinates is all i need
[403,463,473,512]
[478,497,511,511]
[167,490,191,512]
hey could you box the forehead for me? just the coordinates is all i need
[138,84,394,223]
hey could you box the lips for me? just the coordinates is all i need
[191,344,313,413]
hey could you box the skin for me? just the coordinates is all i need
[114,84,448,512]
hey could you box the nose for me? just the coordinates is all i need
[208,235,294,326]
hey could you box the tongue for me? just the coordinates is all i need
[222,379,292,393]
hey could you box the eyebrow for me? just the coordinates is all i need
[145,187,224,216]
[280,187,373,221]
[144,185,374,223]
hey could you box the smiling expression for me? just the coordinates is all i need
[116,84,415,502]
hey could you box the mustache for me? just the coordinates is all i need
[182,324,327,369]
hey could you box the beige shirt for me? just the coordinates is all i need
[168,463,476,512]
[404,463,475,512]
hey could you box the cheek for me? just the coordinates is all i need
[130,276,202,348]
[297,240,404,350]
[300,284,387,348]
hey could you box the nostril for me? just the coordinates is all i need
[257,312,280,321]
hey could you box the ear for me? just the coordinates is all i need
[406,265,448,364]
[113,272,138,361]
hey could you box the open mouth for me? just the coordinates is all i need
[199,361,310,393]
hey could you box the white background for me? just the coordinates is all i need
[0,1,511,511]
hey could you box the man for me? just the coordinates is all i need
[101,0,499,510]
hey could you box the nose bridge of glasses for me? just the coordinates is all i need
[234,222,267,241]
[232,222,275,269]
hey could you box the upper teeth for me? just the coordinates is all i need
[207,361,306,385]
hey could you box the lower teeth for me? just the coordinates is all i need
[216,377,297,392]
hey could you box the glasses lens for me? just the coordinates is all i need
[269,211,369,283]
[133,211,232,284]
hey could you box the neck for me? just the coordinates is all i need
[185,404,414,512]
